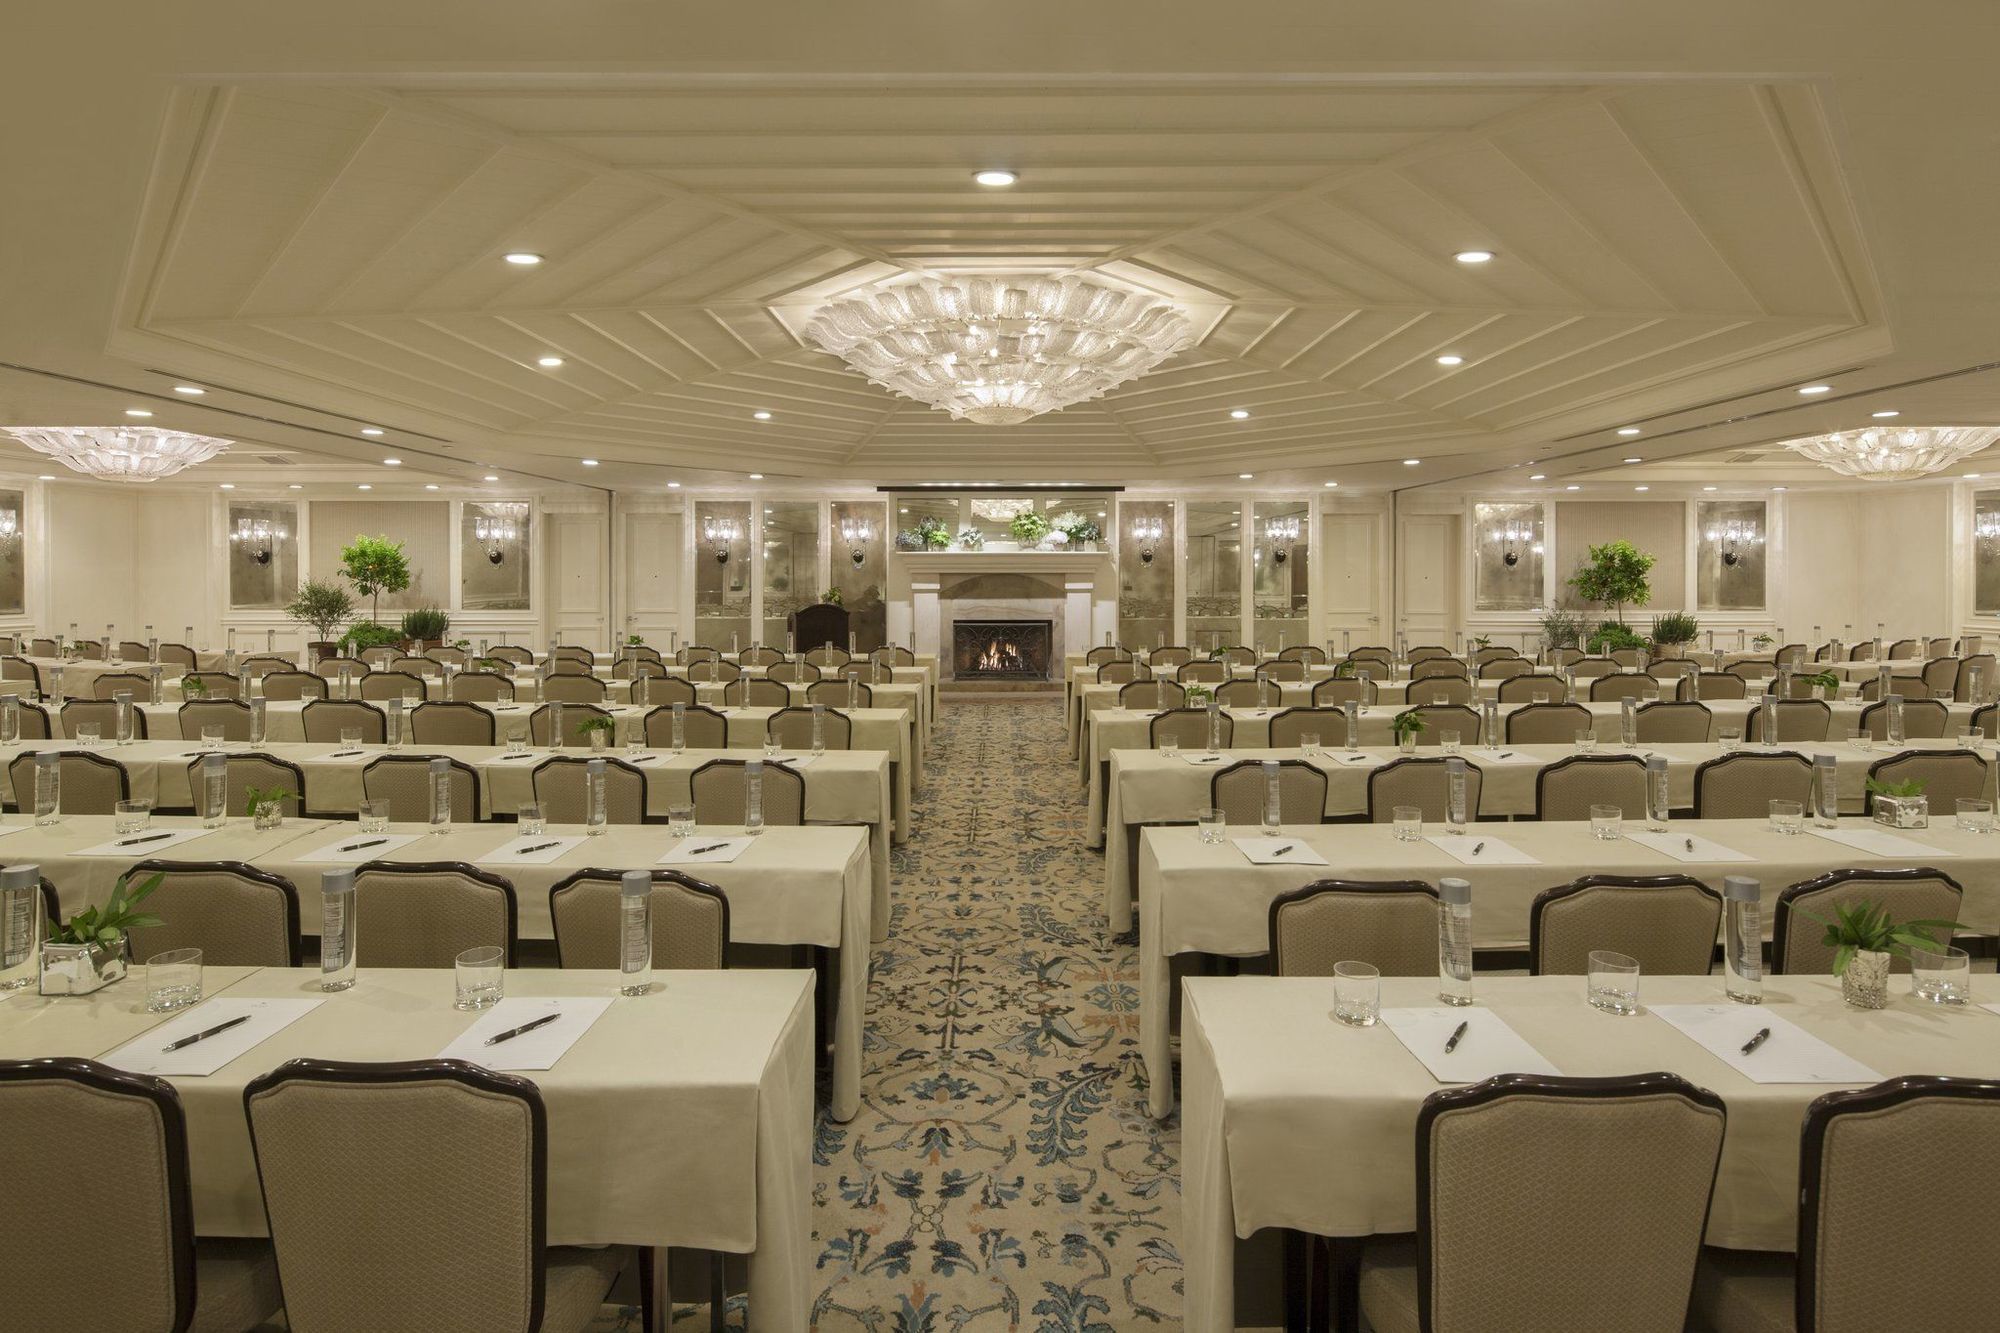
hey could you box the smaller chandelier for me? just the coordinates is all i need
[1264,516,1300,565]
[1488,520,1538,567]
[228,515,287,565]
[473,506,525,565]
[838,516,873,566]
[4,426,231,482]
[702,516,741,564]
[1705,518,1763,567]
[1781,425,2000,481]
[1130,517,1165,565]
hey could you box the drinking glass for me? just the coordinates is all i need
[764,735,782,761]
[1846,729,1871,751]
[1574,730,1597,755]
[1911,945,1972,1005]
[1934,690,1956,705]
[74,723,100,748]
[1196,807,1225,844]
[506,729,528,755]
[201,725,224,751]
[626,737,646,759]
[1531,692,1551,705]
[1586,950,1641,1015]
[1392,805,1423,842]
[1958,727,1985,750]
[1768,799,1805,835]
[1718,728,1741,754]
[1332,960,1381,1027]
[1956,798,1994,833]
[338,727,362,750]
[517,803,546,837]
[114,799,152,835]
[145,948,203,1013]
[403,690,421,709]
[1159,734,1180,756]
[1298,732,1320,757]
[358,799,391,834]
[453,945,504,1011]
[1589,804,1622,841]
[668,804,695,838]
[1439,730,1461,755]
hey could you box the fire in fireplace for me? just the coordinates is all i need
[952,619,1053,680]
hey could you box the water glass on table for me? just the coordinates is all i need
[1586,950,1641,1015]
[1589,804,1622,841]
[1768,799,1805,835]
[338,727,362,751]
[1846,729,1871,751]
[1574,730,1597,755]
[454,945,505,1011]
[1958,727,1985,750]
[114,799,152,835]
[145,948,202,1013]
[1196,806,1225,844]
[1159,734,1180,757]
[1717,728,1741,754]
[667,803,694,838]
[1956,798,1994,834]
[1911,945,1972,1005]
[506,728,528,755]
[517,803,546,837]
[1392,805,1424,842]
[1297,732,1319,758]
[74,723,100,747]
[1331,960,1380,1027]
[1439,730,1461,755]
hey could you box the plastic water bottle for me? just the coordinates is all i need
[670,702,686,753]
[1261,759,1282,837]
[0,695,18,745]
[1482,699,1499,749]
[1438,876,1474,1006]
[1759,695,1777,747]
[146,632,158,664]
[1258,670,1274,710]
[847,669,860,709]
[548,700,566,750]
[1646,754,1670,831]
[1445,756,1469,834]
[811,703,827,755]
[745,758,765,836]
[1356,670,1372,713]
[584,757,607,836]
[1342,701,1359,753]
[320,868,357,992]
[619,869,653,996]
[385,698,404,751]
[0,863,41,991]
[1620,697,1638,748]
[1812,753,1839,828]
[1563,666,1577,702]
[338,665,354,701]
[633,670,649,710]
[181,625,193,653]
[1723,875,1763,1005]
[47,665,63,708]
[429,756,453,834]
[201,754,227,829]
[1886,694,1906,746]
[1206,699,1222,754]
[114,691,136,747]
[33,753,58,826]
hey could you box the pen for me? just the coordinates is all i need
[516,841,559,854]
[1685,837,1696,853]
[484,1012,560,1046]
[1471,841,1485,856]
[162,1014,250,1052]
[326,749,364,759]
[116,832,173,847]
[1740,1027,1771,1056]
[1444,1020,1468,1054]
[1269,843,1292,857]
[688,842,730,856]
[338,839,387,853]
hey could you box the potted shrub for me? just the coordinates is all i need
[1393,709,1426,754]
[339,534,412,641]
[1008,510,1052,549]
[40,871,163,996]
[576,715,616,753]
[285,578,355,657]
[1648,611,1699,658]
[1567,539,1655,628]
[1586,620,1647,656]
[1538,601,1587,653]
[338,621,402,657]
[245,785,296,831]
[400,606,450,650]
[1798,899,1961,1009]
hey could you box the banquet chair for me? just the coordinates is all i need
[242,1059,635,1333]
[549,868,730,970]
[769,705,851,750]
[724,676,791,708]
[1974,703,2000,741]
[1693,752,1813,818]
[1955,653,1996,699]
[1651,658,1698,680]
[610,656,667,680]
[301,699,386,744]
[1859,697,1949,740]
[358,647,399,670]
[1863,751,1989,813]
[1857,674,1932,701]
[1210,759,1326,825]
[808,678,873,708]
[1774,643,1809,667]
[311,655,369,681]
[1406,645,1450,664]
[1772,868,1962,975]
[1470,646,1515,667]
[1150,646,1191,668]
[1922,656,1962,695]
[1357,1073,1725,1333]
[689,758,806,826]
[424,645,468,667]
[0,655,34,687]
[1120,679,1183,711]
[1086,645,1131,666]
[1312,677,1377,708]
[1636,701,1713,743]
[350,862,518,966]
[408,701,495,747]
[531,755,650,826]
[1397,703,1482,746]
[90,669,153,701]
[62,697,148,741]
[1728,661,1776,683]
[1690,1075,2000,1333]
[1367,758,1484,824]
[1151,707,1230,750]
[1929,636,1956,657]
[1260,659,1307,682]
[1691,672,1748,700]
[740,645,783,667]
[1268,879,1438,976]
[1410,658,1467,681]
[1217,678,1282,708]
[546,657,595,676]
[1347,647,1393,670]
[1096,661,1142,684]
[805,646,851,670]
[5,751,129,814]
[2,699,51,739]
[359,670,426,703]
[390,655,442,678]
[1884,637,1919,661]
[1279,645,1328,664]
[115,639,151,661]
[686,658,742,685]
[1478,657,1533,680]
[1408,676,1474,707]
[0,1059,282,1332]
[767,660,821,684]
[1544,646,1585,668]
[1773,673,1831,700]
[1841,639,1875,661]
[445,669,514,703]
[238,656,297,681]
[1589,672,1658,704]
[1179,660,1229,684]
[487,644,535,668]
[550,645,595,665]
[1495,673,1565,704]
[182,670,241,700]
[179,699,251,742]
[540,673,608,705]
[633,674,694,707]
[126,859,301,966]
[361,755,481,825]
[872,646,917,667]
[643,704,729,749]
[1534,755,1648,822]
[1269,707,1348,749]
[186,753,304,820]
[677,645,721,665]
[1610,647,1649,669]
[1569,657,1619,680]
[27,637,58,658]
[1220,645,1258,666]
[258,669,328,701]
[1765,699,1831,741]
[1504,701,1590,745]
[529,703,612,748]
[1529,875,1722,976]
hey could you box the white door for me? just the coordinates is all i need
[618,511,682,653]
[1399,514,1458,647]
[1320,512,1384,650]
[547,512,609,651]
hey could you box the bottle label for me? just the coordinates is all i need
[322,897,348,970]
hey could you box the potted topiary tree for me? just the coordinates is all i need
[285,578,354,661]
[1567,540,1655,628]
[340,534,412,642]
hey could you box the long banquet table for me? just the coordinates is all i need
[0,964,814,1324]
[1179,972,1996,1333]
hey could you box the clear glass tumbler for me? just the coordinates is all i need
[1574,730,1597,755]
[1718,728,1741,754]
[1439,730,1460,755]
[1298,732,1320,756]
[338,728,362,751]
[1589,804,1622,841]
[1956,798,1994,833]
[114,799,152,836]
[1911,945,1972,1005]
[517,803,546,837]
[1196,806,1226,844]
[145,948,203,1013]
[1332,960,1381,1027]
[358,799,391,835]
[668,804,695,838]
[1846,729,1871,751]
[1586,950,1641,1015]
[1393,805,1423,842]
[201,726,224,751]
[454,945,505,1011]
[1768,799,1805,835]
[74,724,100,748]
[1159,733,1180,756]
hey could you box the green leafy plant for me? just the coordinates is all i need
[955,528,984,551]
[1539,601,1589,651]
[48,871,163,947]
[1333,659,1357,678]
[339,621,401,654]
[1470,634,1492,651]
[1182,684,1213,707]
[911,515,953,550]
[453,638,471,651]
[1586,620,1647,653]
[626,634,644,646]
[400,606,449,644]
[1796,899,1960,976]
[243,786,297,817]
[1751,632,1776,650]
[1864,775,1927,800]
[179,674,206,699]
[1800,670,1840,693]
[340,534,413,626]
[1051,511,1101,545]
[1567,539,1656,624]
[475,657,505,673]
[285,578,355,643]
[1392,710,1427,742]
[1649,611,1700,647]
[1008,510,1052,544]
[576,715,616,740]
[822,587,845,605]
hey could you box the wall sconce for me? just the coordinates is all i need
[1264,516,1300,565]
[228,516,285,565]
[474,513,519,565]
[839,516,873,566]
[703,516,741,564]
[1705,518,1764,567]
[1979,512,2000,544]
[0,507,19,551]
[1489,520,1538,568]
[1130,517,1164,565]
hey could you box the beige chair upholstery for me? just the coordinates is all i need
[1120,679,1183,710]
[362,755,481,825]
[805,646,851,670]
[767,660,821,684]
[549,868,730,971]
[1150,707,1230,749]
[1217,678,1282,708]
[740,645,784,667]
[408,701,495,747]
[529,702,612,747]
[1409,676,1475,707]
[187,753,304,820]
[807,678,872,707]
[1771,699,1832,742]
[1650,657,1698,679]
[768,705,851,751]
[487,645,535,668]
[1312,676,1377,707]
[1479,657,1533,680]
[684,657,741,684]
[359,670,426,703]
[1496,673,1566,703]
[1864,750,1989,813]
[1150,646,1191,667]
[0,1059,281,1333]
[1691,672,1749,700]
[1367,757,1483,823]
[126,859,301,966]
[1531,875,1723,976]
[1571,657,1620,680]
[530,755,648,826]
[1859,697,1949,740]
[183,671,241,700]
[63,697,149,741]
[1268,880,1438,977]
[872,645,917,667]
[358,647,399,669]
[1406,645,1450,663]
[1261,659,1307,682]
[1178,659,1229,684]
[550,645,595,665]
[1209,758,1327,825]
[1610,647,1650,669]
[242,1059,627,1333]
[301,700,386,744]
[1360,1074,1725,1333]
[1921,656,1961,695]
[351,862,517,967]
[258,669,328,701]
[311,655,369,681]
[1398,703,1482,746]
[630,674,694,708]
[1535,754,1647,822]
[1728,662,1776,684]
[425,646,468,666]
[689,758,806,826]
[1347,648,1393,671]
[1278,645,1327,664]
[391,655,442,678]
[1269,707,1348,749]
[179,699,251,743]
[1471,646,1517,667]
[539,673,607,704]
[1411,658,1468,682]
[1220,645,1258,666]
[642,703,729,749]
[3,699,52,740]
[89,669,154,701]
[1772,867,1962,975]
[546,658,594,677]
[609,656,666,681]
[1086,645,1130,666]
[1590,672,1661,703]
[1693,752,1813,818]
[1858,674,1933,701]
[1505,702,1590,745]
[677,644,721,665]
[1096,661,1141,685]
[1636,701,1713,743]
[26,637,58,658]
[724,676,791,708]
[6,750,129,814]
[1544,646,1585,668]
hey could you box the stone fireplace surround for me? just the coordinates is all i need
[891,550,1114,683]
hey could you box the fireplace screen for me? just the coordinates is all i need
[953,619,1053,679]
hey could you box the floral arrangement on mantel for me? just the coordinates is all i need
[1050,511,1101,548]
[1008,510,1052,545]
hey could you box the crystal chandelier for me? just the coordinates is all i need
[1780,425,2000,481]
[4,426,231,481]
[801,275,1194,425]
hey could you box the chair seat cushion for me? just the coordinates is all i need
[541,1245,628,1333]
[1357,1238,1421,1333]
[1689,1246,1795,1333]
[191,1237,282,1332]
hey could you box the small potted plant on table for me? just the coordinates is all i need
[1393,710,1426,754]
[40,870,163,995]
[245,786,295,831]
[577,715,617,753]
[1799,899,1961,1009]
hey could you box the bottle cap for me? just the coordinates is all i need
[587,758,606,774]
[1814,752,1836,768]
[746,758,763,774]
[34,751,53,768]
[203,754,225,773]
[113,691,131,705]
[1646,754,1667,772]
[1446,756,1466,774]
[621,869,650,898]
[1261,759,1278,774]
[429,757,449,774]
[0,863,39,892]
[321,867,355,894]
[1724,875,1760,903]
[1440,876,1471,905]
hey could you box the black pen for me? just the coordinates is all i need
[515,840,559,854]
[1269,843,1292,857]
[338,838,387,853]
[688,842,730,856]
[1740,1027,1771,1056]
[326,749,364,759]
[1471,841,1485,856]
[1685,837,1696,854]
[162,1014,250,1052]
[484,1012,560,1046]
[117,832,173,847]
[1444,1020,1468,1054]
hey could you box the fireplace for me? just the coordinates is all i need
[952,619,1053,680]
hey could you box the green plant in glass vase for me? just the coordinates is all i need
[1795,897,1961,1009]
[1392,709,1427,751]
[576,715,617,750]
[1008,510,1052,546]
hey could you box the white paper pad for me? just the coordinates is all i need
[1231,836,1329,866]
[1178,752,1228,766]
[659,835,754,866]
[435,996,613,1071]
[0,822,39,841]
[73,827,217,858]
[1421,834,1539,865]
[1380,1007,1560,1083]
[1807,826,1956,858]
[475,835,587,866]
[770,754,819,769]
[312,748,374,765]
[1650,1005,1882,1084]
[103,997,327,1077]
[1230,708,1273,718]
[296,832,427,863]
[1624,830,1757,863]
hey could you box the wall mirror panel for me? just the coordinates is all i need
[694,500,753,650]
[1976,491,2000,615]
[460,501,530,610]
[831,499,887,653]
[759,501,820,646]
[893,496,962,550]
[1118,499,1175,649]
[1473,501,1543,611]
[1186,501,1242,651]
[227,501,297,609]
[0,489,25,615]
[1252,500,1308,652]
[1696,500,1768,610]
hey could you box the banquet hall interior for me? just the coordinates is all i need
[6,3,2000,1330]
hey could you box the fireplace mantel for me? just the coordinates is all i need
[889,550,1116,679]
[895,549,1111,576]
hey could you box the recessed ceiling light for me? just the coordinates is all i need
[748,473,763,480]
[483,474,499,482]
[502,252,543,266]
[1323,480,1339,488]
[360,427,384,437]
[1403,459,1421,466]
[1967,473,1984,479]
[1623,456,1643,464]
[1772,486,1789,492]
[1798,384,1831,395]
[1872,410,1900,419]
[36,475,54,481]
[1435,354,1464,367]
[424,484,439,490]
[972,169,1017,187]
[1529,473,1546,480]
[1454,250,1494,265]
[172,385,204,396]
[666,481,681,489]
[218,483,234,490]
[752,410,772,421]
[1634,485,1650,492]
[382,458,401,466]
[581,459,599,467]
[124,409,152,418]
[536,356,564,368]
[1565,484,1582,491]
[1703,486,1718,492]
[288,483,303,490]
[1617,427,1642,437]
[1238,473,1253,480]
[356,483,372,490]
[1229,409,1250,420]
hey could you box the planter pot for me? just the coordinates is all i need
[589,731,609,753]
[1874,795,1929,830]
[40,935,130,997]
[253,801,285,831]
[1840,950,1892,1009]
[1398,734,1418,755]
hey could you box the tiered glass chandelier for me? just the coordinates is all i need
[4,426,232,481]
[802,275,1194,425]
[1780,425,2000,481]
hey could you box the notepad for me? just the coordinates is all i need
[297,832,427,863]
[0,822,38,841]
[103,997,326,1077]
[1231,836,1329,866]
[1623,830,1756,863]
[435,996,613,1071]
[1380,1007,1560,1083]
[1650,1006,1881,1084]
[1178,752,1228,766]
[770,754,820,769]
[659,836,753,866]
[1808,826,1956,858]
[476,835,587,866]
[73,827,217,857]
[1421,834,1539,865]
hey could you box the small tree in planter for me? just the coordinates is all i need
[340,534,412,631]
[286,578,354,654]
[1567,540,1655,627]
